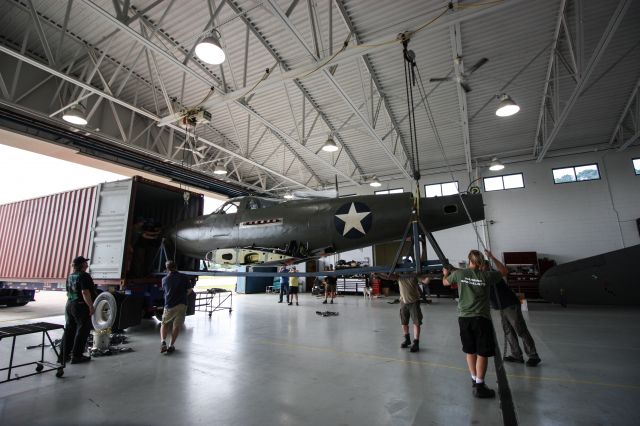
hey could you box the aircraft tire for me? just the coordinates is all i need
[92,292,117,330]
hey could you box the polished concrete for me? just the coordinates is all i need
[0,293,639,425]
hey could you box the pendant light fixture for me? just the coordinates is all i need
[62,105,88,125]
[213,162,227,175]
[369,176,382,187]
[321,135,339,152]
[495,94,520,117]
[489,157,505,171]
[195,30,226,65]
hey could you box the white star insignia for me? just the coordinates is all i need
[335,203,371,236]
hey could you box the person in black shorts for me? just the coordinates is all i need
[443,249,507,398]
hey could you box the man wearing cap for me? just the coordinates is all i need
[160,260,193,354]
[63,256,97,364]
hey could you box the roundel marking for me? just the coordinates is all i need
[334,202,372,239]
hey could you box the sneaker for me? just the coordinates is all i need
[409,340,419,353]
[167,346,175,354]
[322,300,327,304]
[70,355,91,364]
[503,355,524,363]
[526,357,541,367]
[473,383,496,398]
[161,343,168,354]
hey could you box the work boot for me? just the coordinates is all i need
[161,342,168,354]
[503,355,524,363]
[296,302,299,306]
[70,355,91,364]
[473,383,496,398]
[167,346,175,354]
[409,340,419,352]
[322,300,327,304]
[288,302,293,306]
[526,357,541,367]
[330,299,334,304]
[401,335,411,348]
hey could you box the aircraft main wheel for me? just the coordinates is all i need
[92,293,117,330]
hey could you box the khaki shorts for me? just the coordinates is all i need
[162,304,187,326]
[400,302,423,325]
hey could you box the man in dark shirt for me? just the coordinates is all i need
[63,256,97,364]
[486,264,541,366]
[160,260,193,354]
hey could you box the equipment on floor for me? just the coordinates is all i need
[315,311,339,317]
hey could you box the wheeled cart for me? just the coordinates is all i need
[194,289,233,317]
[0,322,65,383]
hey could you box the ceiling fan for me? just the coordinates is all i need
[429,56,488,93]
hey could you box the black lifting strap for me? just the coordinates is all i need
[402,38,421,183]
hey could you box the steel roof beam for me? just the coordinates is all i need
[0,44,313,191]
[536,0,632,161]
[224,0,362,184]
[609,75,640,149]
[264,0,412,179]
[449,22,472,174]
[196,0,528,111]
[81,0,324,189]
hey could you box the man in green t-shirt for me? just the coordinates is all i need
[443,249,507,398]
[63,256,97,364]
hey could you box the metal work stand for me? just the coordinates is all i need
[0,322,65,383]
[194,289,233,317]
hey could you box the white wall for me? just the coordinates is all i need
[338,147,640,266]
[483,148,639,264]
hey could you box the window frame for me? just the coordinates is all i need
[424,181,459,198]
[633,158,640,176]
[482,173,525,192]
[374,188,404,195]
[552,163,601,184]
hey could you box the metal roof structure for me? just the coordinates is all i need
[0,0,638,196]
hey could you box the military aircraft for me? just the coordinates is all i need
[167,192,484,266]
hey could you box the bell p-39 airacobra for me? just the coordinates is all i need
[167,191,484,267]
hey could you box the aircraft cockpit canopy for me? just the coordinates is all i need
[214,196,285,214]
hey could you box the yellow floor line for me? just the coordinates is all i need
[259,339,640,391]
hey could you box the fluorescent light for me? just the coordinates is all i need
[321,136,339,152]
[489,157,505,171]
[195,34,226,65]
[496,94,520,117]
[369,177,381,187]
[213,163,227,175]
[62,105,88,125]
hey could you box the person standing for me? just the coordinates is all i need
[485,265,541,366]
[63,256,97,364]
[288,267,300,306]
[323,274,337,304]
[376,272,426,353]
[278,265,290,304]
[160,260,193,354]
[443,249,507,399]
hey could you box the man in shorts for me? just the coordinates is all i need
[288,266,300,306]
[443,249,507,398]
[160,260,193,354]
[323,274,337,304]
[377,272,428,352]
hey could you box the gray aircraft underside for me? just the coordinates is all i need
[167,192,484,266]
[539,244,640,305]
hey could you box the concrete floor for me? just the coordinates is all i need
[0,292,639,425]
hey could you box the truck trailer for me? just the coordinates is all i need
[0,176,203,327]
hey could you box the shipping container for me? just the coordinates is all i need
[0,176,204,326]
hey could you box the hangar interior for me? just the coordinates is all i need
[0,0,639,425]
